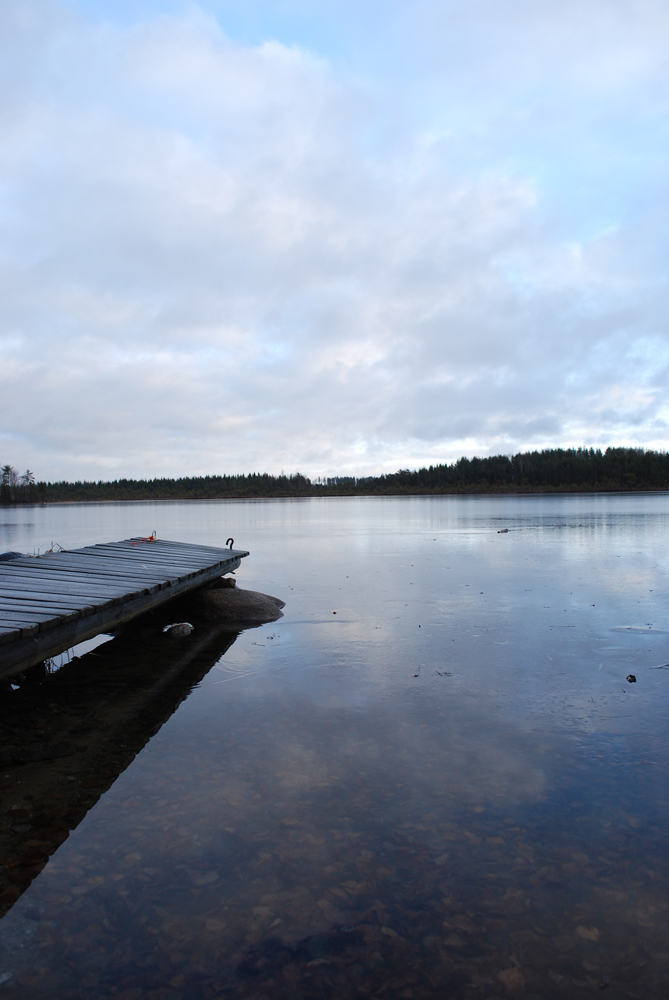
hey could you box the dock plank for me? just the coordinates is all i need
[2,566,169,587]
[33,554,188,571]
[6,557,164,575]
[15,561,171,580]
[0,612,52,624]
[1,586,112,603]
[0,576,123,592]
[43,542,218,561]
[0,594,109,612]
[0,583,142,605]
[0,588,111,608]
[86,545,217,563]
[12,549,194,567]
[0,599,101,616]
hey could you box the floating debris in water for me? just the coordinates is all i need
[626,674,637,683]
[611,625,669,633]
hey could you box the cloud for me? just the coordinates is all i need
[0,0,668,479]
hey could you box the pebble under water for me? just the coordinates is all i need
[0,493,669,999]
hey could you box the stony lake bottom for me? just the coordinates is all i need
[0,493,668,1000]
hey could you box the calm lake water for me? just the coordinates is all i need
[1,493,669,999]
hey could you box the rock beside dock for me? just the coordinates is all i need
[194,585,285,622]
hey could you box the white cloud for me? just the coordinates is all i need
[0,0,668,480]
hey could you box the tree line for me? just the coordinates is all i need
[2,448,669,504]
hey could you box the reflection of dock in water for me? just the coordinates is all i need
[0,608,241,919]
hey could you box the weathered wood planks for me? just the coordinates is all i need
[0,538,248,677]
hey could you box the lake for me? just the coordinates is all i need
[0,493,668,999]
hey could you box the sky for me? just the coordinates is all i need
[1,0,668,481]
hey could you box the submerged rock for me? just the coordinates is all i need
[194,586,285,623]
[163,622,194,638]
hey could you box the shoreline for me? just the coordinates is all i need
[2,485,669,507]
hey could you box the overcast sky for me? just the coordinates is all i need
[1,0,668,481]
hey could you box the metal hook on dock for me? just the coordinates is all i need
[226,537,234,550]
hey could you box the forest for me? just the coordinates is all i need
[2,447,669,504]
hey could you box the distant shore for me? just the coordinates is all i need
[4,484,669,507]
[3,447,669,505]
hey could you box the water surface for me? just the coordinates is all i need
[0,494,668,998]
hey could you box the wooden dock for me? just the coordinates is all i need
[0,537,248,678]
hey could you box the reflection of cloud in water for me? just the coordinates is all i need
[197,688,548,834]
